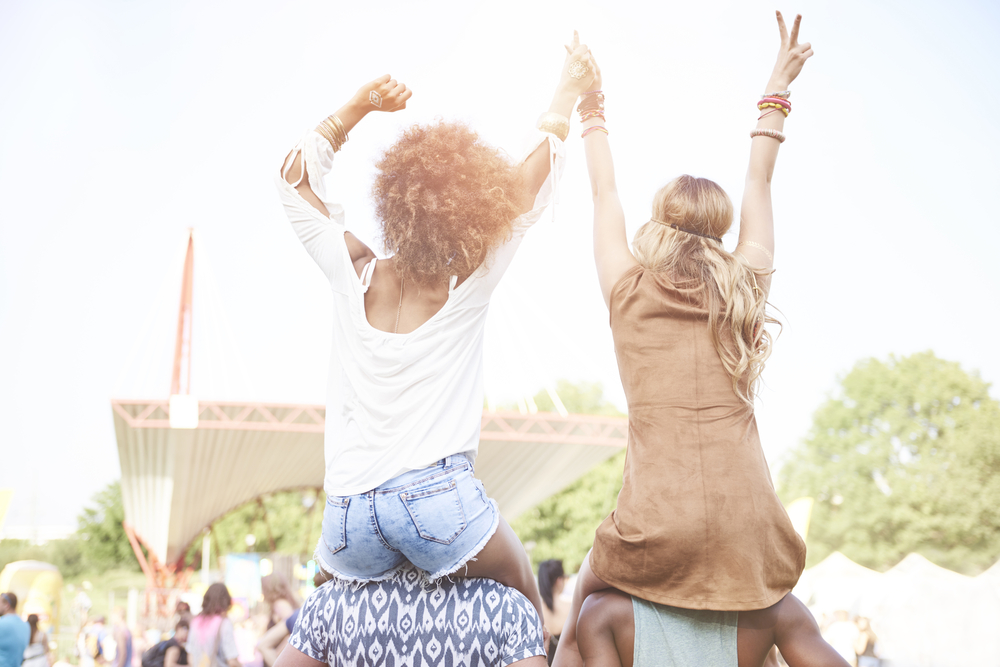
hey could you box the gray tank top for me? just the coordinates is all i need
[632,597,738,666]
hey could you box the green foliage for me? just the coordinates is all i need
[531,379,626,417]
[0,539,50,572]
[778,351,1000,574]
[512,451,625,573]
[511,380,626,573]
[206,489,324,559]
[77,481,140,572]
[0,483,130,578]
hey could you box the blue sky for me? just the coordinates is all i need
[1,0,998,528]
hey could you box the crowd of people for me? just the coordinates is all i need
[0,574,307,667]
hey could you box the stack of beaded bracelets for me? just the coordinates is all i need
[758,90,791,117]
[578,90,608,138]
[537,112,570,141]
[316,114,349,152]
[750,90,790,143]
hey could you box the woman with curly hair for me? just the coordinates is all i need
[274,34,596,619]
[553,13,821,667]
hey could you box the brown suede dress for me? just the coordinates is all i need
[590,265,806,611]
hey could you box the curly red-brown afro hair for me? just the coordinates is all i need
[372,120,527,286]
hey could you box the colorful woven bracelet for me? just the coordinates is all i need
[579,110,606,121]
[582,125,609,138]
[749,128,786,143]
[761,90,791,100]
[759,96,791,110]
[757,102,790,117]
[583,89,603,96]
[578,95,605,114]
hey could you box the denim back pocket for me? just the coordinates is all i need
[321,495,350,555]
[400,480,467,544]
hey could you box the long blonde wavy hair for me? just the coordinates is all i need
[632,175,778,411]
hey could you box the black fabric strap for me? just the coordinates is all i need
[650,218,722,243]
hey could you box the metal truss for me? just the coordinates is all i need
[112,399,326,433]
[112,399,627,446]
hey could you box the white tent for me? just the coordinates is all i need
[855,553,1000,667]
[792,551,881,616]
[976,557,1000,599]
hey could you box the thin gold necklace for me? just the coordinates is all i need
[394,277,403,333]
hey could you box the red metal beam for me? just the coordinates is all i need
[123,521,154,588]
[170,230,195,396]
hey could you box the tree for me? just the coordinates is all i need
[77,481,141,571]
[510,380,626,572]
[778,351,1000,574]
[207,490,324,559]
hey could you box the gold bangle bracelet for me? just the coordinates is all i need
[325,115,348,146]
[321,118,345,148]
[316,115,348,152]
[315,123,340,152]
[537,112,570,142]
[328,115,348,143]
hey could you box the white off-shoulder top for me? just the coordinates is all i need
[274,128,565,496]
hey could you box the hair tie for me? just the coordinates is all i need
[650,218,722,243]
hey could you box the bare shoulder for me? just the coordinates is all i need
[579,590,633,630]
[345,232,376,278]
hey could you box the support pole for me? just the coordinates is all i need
[123,522,154,588]
[256,497,277,552]
[201,531,211,584]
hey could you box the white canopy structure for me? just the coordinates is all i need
[114,399,625,566]
[114,230,627,576]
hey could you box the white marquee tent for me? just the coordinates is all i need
[797,551,1000,667]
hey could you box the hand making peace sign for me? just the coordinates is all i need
[771,11,814,88]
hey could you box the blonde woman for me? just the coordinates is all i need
[554,13,816,666]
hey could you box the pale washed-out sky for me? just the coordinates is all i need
[1,0,998,528]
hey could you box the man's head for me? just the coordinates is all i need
[174,619,189,644]
[0,592,17,614]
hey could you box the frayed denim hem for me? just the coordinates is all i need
[313,547,409,592]
[424,498,501,582]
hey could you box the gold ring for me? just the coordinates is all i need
[568,61,589,80]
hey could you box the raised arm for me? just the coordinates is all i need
[737,12,814,283]
[518,32,597,213]
[580,52,639,308]
[279,76,412,269]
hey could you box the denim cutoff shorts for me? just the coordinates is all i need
[316,454,500,582]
